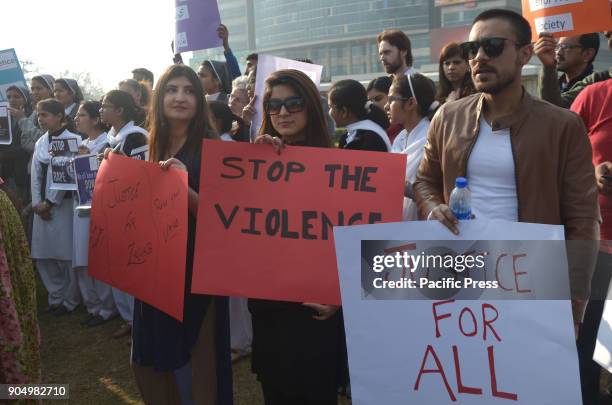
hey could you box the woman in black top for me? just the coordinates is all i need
[252,69,343,405]
[130,64,232,405]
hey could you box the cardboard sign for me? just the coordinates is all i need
[334,220,581,405]
[74,154,99,207]
[0,49,27,102]
[174,0,222,53]
[49,137,80,191]
[0,102,11,145]
[521,0,612,40]
[130,144,149,161]
[88,154,189,320]
[192,140,405,304]
[250,55,323,140]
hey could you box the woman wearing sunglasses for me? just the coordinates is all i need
[436,42,476,104]
[328,79,392,152]
[252,69,343,405]
[386,73,438,220]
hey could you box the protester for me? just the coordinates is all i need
[328,79,391,152]
[535,31,611,107]
[436,42,476,103]
[386,73,437,220]
[229,77,249,117]
[198,60,232,102]
[15,75,55,156]
[252,69,343,405]
[1,85,32,206]
[414,9,599,329]
[209,101,248,142]
[31,99,82,316]
[0,179,40,384]
[366,76,402,143]
[73,101,115,327]
[118,79,149,126]
[377,29,415,78]
[217,24,242,81]
[127,64,232,405]
[132,68,154,88]
[100,89,149,338]
[245,53,258,75]
[571,78,612,405]
[54,79,83,120]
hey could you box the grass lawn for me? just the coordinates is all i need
[37,280,350,404]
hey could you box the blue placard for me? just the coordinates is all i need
[74,155,99,206]
[0,49,27,102]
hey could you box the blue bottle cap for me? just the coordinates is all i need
[455,177,468,188]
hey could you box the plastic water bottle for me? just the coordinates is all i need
[449,177,471,220]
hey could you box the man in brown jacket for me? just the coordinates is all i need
[414,9,599,330]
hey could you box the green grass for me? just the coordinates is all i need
[37,280,350,404]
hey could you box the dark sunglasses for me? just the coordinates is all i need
[460,37,527,59]
[266,96,305,115]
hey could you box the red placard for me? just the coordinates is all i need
[192,140,406,305]
[88,154,189,320]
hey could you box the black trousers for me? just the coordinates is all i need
[262,383,337,405]
[577,251,612,405]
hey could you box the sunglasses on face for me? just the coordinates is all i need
[460,37,527,59]
[266,96,305,115]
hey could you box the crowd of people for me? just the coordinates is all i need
[1,7,612,405]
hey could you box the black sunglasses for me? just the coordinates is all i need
[460,37,527,59]
[266,96,305,115]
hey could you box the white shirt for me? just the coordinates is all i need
[391,118,430,220]
[220,132,233,142]
[65,103,76,116]
[206,92,221,101]
[466,118,518,222]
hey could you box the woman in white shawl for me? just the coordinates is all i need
[99,89,149,339]
[386,73,439,220]
[31,98,82,315]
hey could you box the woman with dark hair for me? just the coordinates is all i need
[72,101,115,327]
[436,42,476,103]
[127,64,232,405]
[386,73,438,220]
[1,85,33,206]
[30,98,82,315]
[366,76,403,144]
[54,78,84,119]
[253,69,344,405]
[197,60,232,103]
[328,79,391,152]
[15,75,55,156]
[100,89,149,339]
[119,79,150,126]
[208,100,248,142]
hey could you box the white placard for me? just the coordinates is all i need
[534,13,574,34]
[528,0,582,12]
[334,219,581,405]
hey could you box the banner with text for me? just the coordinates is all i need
[521,0,612,40]
[0,49,27,102]
[334,219,581,405]
[174,0,222,53]
[192,140,405,304]
[89,154,189,320]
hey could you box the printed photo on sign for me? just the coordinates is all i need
[130,145,149,161]
[49,136,80,191]
[0,101,11,145]
[74,154,99,207]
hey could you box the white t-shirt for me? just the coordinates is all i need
[466,118,518,222]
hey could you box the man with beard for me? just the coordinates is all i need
[414,9,599,333]
[377,29,415,78]
[536,30,612,108]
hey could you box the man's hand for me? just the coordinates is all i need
[217,24,230,52]
[302,303,339,321]
[428,204,459,235]
[596,162,612,195]
[242,95,257,125]
[534,32,557,68]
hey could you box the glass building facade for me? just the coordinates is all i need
[191,0,610,83]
